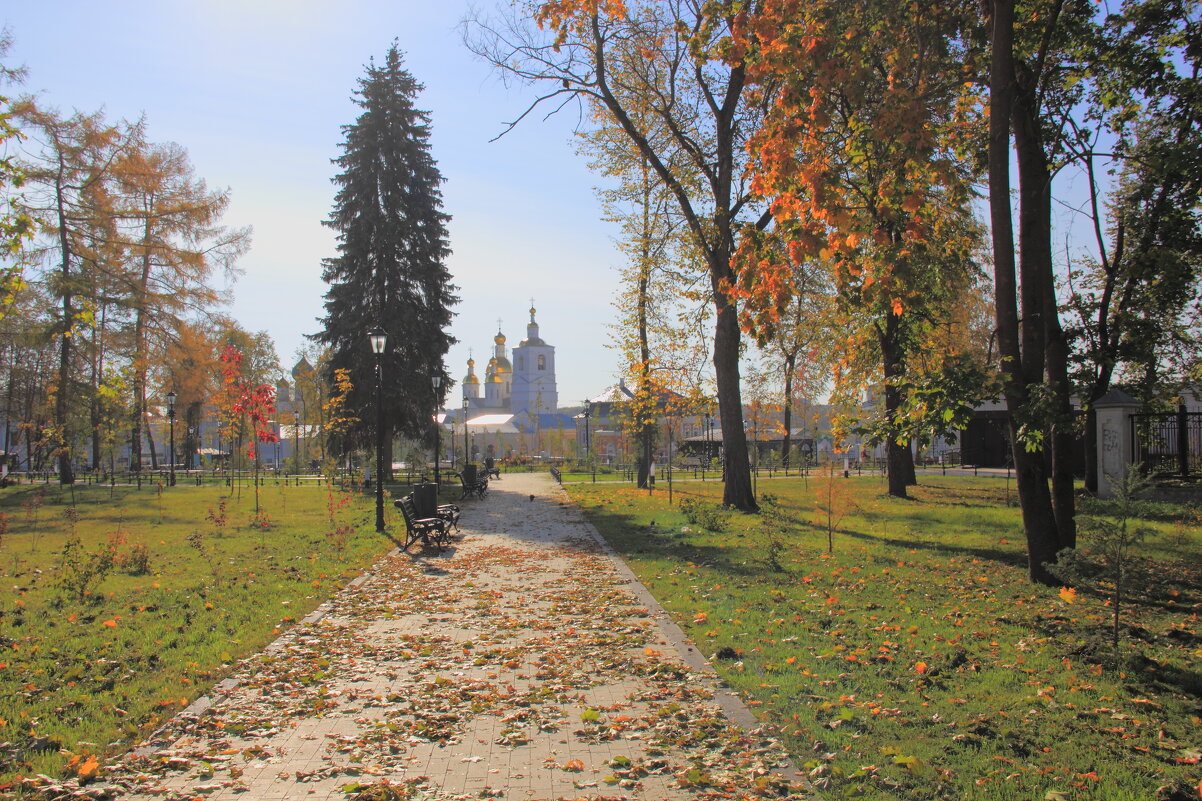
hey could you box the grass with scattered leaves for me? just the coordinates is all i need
[0,481,400,784]
[566,476,1202,801]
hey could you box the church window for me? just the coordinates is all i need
[538,355,546,370]
[517,355,525,370]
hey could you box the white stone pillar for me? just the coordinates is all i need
[1094,389,1141,498]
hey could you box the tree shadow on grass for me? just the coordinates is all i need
[809,519,1031,570]
[578,505,774,579]
[580,499,1034,578]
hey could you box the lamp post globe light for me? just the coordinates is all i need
[432,374,441,487]
[368,327,387,533]
[166,391,177,487]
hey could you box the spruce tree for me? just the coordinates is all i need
[315,44,457,470]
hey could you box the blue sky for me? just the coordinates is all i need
[3,0,622,407]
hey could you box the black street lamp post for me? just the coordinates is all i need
[369,327,387,533]
[166,391,176,487]
[584,400,594,484]
[432,374,441,487]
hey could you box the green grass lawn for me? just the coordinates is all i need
[566,476,1202,801]
[0,480,403,784]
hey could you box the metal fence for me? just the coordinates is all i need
[1131,407,1202,479]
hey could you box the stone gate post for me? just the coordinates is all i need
[1094,389,1141,498]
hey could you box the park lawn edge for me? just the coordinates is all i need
[0,482,400,784]
[566,475,1202,801]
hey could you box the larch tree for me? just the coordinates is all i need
[113,140,249,472]
[0,31,33,312]
[14,103,142,484]
[314,44,457,474]
[467,0,773,510]
[164,319,219,470]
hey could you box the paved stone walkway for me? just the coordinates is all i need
[100,473,807,800]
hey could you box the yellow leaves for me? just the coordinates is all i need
[1059,587,1078,605]
[891,298,904,316]
[914,661,928,674]
[561,758,585,772]
[693,611,708,624]
[101,619,117,628]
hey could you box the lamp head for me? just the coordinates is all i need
[367,327,387,355]
[166,391,176,413]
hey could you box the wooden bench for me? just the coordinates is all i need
[395,494,450,551]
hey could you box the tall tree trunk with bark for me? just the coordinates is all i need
[53,158,75,485]
[880,313,915,497]
[1014,70,1076,550]
[991,0,1062,584]
[782,351,795,469]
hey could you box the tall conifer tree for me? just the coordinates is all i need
[315,45,457,469]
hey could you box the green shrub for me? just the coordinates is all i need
[678,496,729,532]
[55,533,116,602]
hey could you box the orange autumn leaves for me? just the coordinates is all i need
[727,0,981,336]
[535,0,628,46]
[64,752,100,781]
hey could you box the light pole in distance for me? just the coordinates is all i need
[583,399,594,483]
[431,373,441,487]
[462,397,469,468]
[166,391,176,487]
[368,327,387,533]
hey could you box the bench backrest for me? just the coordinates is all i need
[397,495,418,526]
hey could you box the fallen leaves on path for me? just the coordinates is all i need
[84,482,806,800]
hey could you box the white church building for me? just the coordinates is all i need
[447,304,576,461]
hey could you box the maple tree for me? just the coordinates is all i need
[467,0,773,510]
[217,343,278,512]
[734,0,984,498]
[982,0,1177,581]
